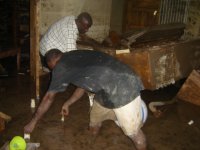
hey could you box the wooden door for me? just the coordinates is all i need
[123,0,160,32]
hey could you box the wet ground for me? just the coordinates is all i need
[1,74,200,150]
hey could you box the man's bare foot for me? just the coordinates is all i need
[89,125,101,136]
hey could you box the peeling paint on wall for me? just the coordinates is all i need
[154,52,175,88]
[183,0,200,39]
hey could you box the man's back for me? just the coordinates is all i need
[49,50,144,108]
[40,16,78,56]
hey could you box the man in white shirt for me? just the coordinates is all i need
[40,12,93,67]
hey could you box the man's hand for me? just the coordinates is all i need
[24,119,37,134]
[61,102,70,116]
[60,87,85,116]
[24,92,56,134]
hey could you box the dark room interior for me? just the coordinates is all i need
[0,0,200,150]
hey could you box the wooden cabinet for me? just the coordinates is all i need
[115,39,200,90]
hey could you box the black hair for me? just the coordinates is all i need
[45,49,63,63]
[77,12,93,26]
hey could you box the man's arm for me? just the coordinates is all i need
[78,34,102,48]
[61,87,85,116]
[24,91,56,133]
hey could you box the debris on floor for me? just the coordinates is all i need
[177,69,200,106]
[0,142,40,150]
[148,98,177,118]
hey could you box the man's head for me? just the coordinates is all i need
[45,49,63,70]
[76,12,93,34]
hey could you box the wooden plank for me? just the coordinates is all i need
[30,0,40,99]
[177,70,200,106]
[30,0,36,77]
[0,117,5,132]
[35,0,40,100]
[135,23,185,44]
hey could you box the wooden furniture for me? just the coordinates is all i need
[0,0,29,72]
[0,112,11,132]
[123,0,160,32]
[0,117,5,132]
[0,48,21,71]
[115,38,200,90]
[30,0,40,99]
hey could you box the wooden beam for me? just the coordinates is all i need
[30,0,40,100]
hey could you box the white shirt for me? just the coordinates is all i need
[40,16,79,56]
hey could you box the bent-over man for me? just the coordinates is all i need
[24,49,148,150]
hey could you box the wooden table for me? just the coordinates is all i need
[0,47,21,71]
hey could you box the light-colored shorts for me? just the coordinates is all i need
[90,96,148,136]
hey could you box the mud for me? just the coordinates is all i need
[0,75,200,150]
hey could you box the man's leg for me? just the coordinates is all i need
[129,129,146,150]
[89,100,116,135]
[113,96,147,150]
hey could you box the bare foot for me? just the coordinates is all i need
[89,126,101,136]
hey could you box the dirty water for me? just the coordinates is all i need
[0,75,200,150]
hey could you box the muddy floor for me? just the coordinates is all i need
[1,74,200,150]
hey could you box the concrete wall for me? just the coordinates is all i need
[40,0,112,42]
[184,0,200,39]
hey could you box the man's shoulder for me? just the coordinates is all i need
[57,16,75,23]
[53,62,67,75]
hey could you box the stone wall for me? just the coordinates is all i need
[184,0,200,39]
